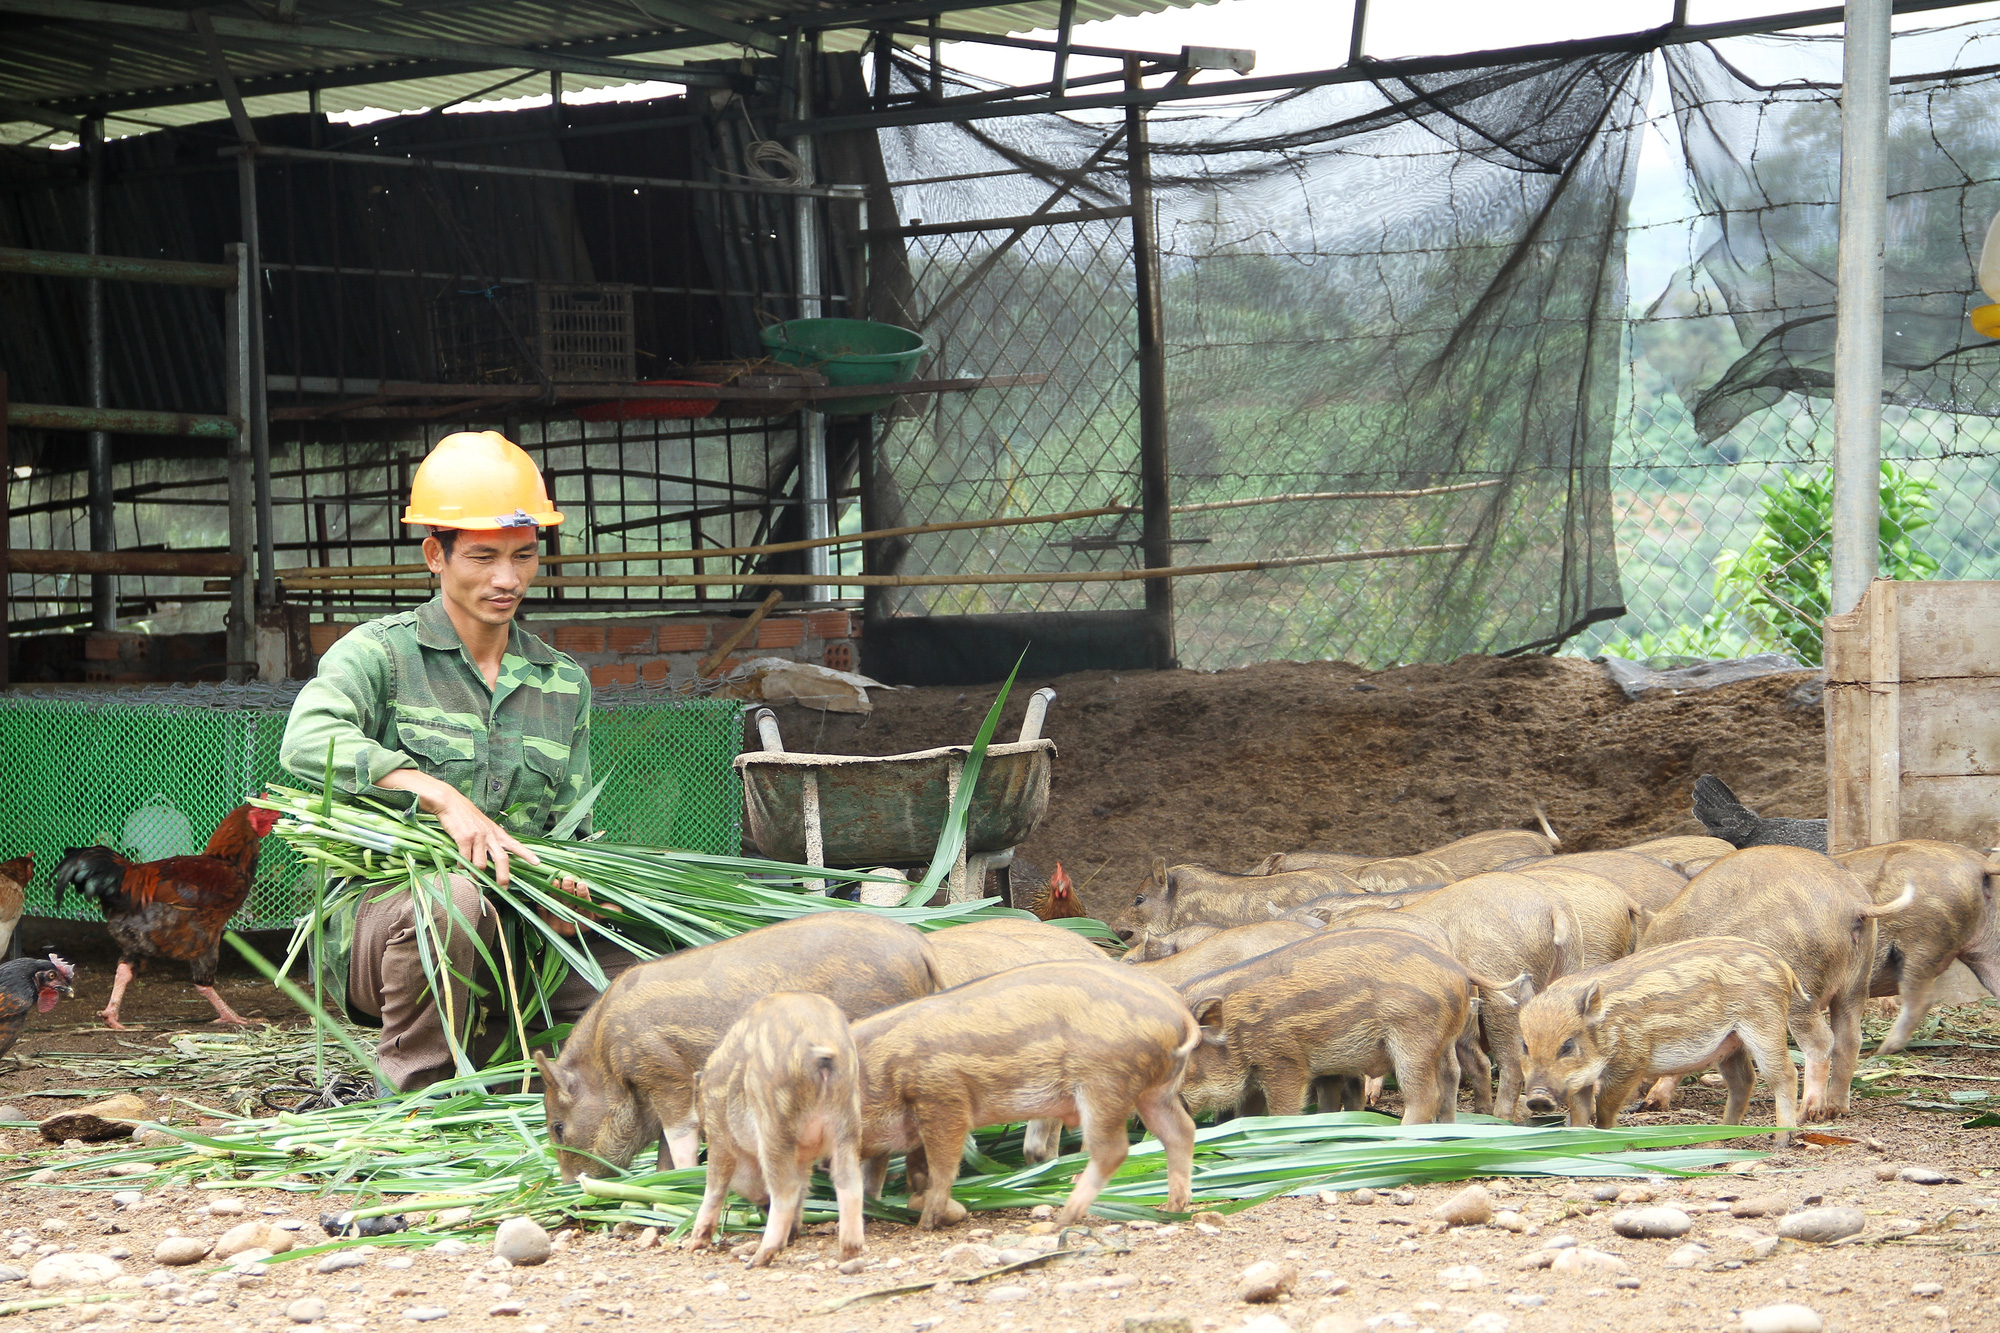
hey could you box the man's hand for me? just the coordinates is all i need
[378,768,541,887]
[544,877,595,938]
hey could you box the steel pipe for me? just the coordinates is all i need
[1832,0,1891,617]
[83,116,114,631]
[0,246,236,287]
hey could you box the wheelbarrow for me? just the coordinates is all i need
[735,688,1057,905]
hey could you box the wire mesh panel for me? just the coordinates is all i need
[0,685,743,929]
[1579,25,2000,665]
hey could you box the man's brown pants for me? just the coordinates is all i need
[348,874,636,1091]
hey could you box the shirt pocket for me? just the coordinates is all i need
[519,735,573,827]
[395,718,482,788]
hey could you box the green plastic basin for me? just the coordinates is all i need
[760,318,927,414]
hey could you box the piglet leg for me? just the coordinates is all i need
[684,1139,736,1252]
[1872,970,1939,1056]
[750,1137,807,1268]
[827,1135,868,1260]
[1134,1083,1197,1213]
[1637,1074,1679,1111]
[666,1127,701,1169]
[913,1114,971,1230]
[1055,1097,1131,1227]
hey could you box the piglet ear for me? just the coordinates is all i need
[1578,983,1606,1025]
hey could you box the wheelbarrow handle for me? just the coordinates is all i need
[1018,688,1057,743]
[752,707,786,753]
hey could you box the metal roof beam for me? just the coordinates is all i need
[629,0,782,54]
[0,0,729,85]
[0,94,82,131]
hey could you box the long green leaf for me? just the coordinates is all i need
[914,655,1024,898]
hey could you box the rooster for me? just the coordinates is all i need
[52,803,281,1029]
[1028,862,1087,920]
[0,853,30,958]
[0,954,74,1062]
[1691,774,1827,852]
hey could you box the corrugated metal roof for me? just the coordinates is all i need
[1,1,1217,144]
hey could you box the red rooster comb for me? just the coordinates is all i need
[36,954,75,1013]
[1049,863,1072,896]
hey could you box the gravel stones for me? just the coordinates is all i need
[1432,1185,1492,1228]
[1238,1259,1299,1303]
[1741,1304,1824,1333]
[1898,1167,1952,1186]
[152,1237,211,1266]
[1665,1244,1709,1269]
[316,1251,367,1274]
[1549,1249,1629,1276]
[205,1198,247,1216]
[0,1265,25,1283]
[287,1297,328,1324]
[1776,1208,1865,1244]
[985,1285,1034,1303]
[403,1307,449,1321]
[493,1216,551,1266]
[27,1252,122,1290]
[1124,1318,1196,1333]
[938,1242,1002,1270]
[1609,1207,1692,1239]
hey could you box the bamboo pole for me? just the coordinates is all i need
[255,543,1473,592]
[271,482,1500,579]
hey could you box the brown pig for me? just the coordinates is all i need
[1640,846,1912,1120]
[1621,835,1737,876]
[1244,851,1377,876]
[923,915,1114,1167]
[1111,859,1362,941]
[1123,920,1229,961]
[1349,855,1457,893]
[1517,936,1802,1141]
[685,992,865,1266]
[853,961,1199,1229]
[1834,839,2000,1053]
[924,917,1110,989]
[1500,850,1690,914]
[1125,919,1316,989]
[1419,829,1556,877]
[1506,866,1644,967]
[1177,929,1499,1124]
[1395,873,1580,1118]
[537,912,939,1180]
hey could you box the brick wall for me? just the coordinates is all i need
[307,610,864,687]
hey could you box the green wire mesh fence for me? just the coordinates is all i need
[0,684,742,930]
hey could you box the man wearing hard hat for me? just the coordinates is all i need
[280,432,630,1092]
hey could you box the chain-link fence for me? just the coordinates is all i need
[0,685,741,929]
[1574,26,2000,666]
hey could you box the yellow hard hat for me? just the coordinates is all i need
[402,431,564,529]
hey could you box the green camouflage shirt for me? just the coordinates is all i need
[280,596,593,836]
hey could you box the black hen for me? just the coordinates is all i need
[0,954,74,1061]
[1691,774,1827,851]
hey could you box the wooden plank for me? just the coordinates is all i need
[9,549,245,577]
[1898,776,2000,849]
[1893,579,2000,679]
[1898,680,2000,776]
[1866,578,1902,846]
[1823,606,1868,853]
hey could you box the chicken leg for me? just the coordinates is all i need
[195,984,254,1026]
[101,960,136,1030]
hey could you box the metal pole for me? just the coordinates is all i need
[237,149,276,611]
[1348,0,1370,64]
[794,38,830,603]
[1,370,10,691]
[1126,59,1175,670]
[223,242,254,684]
[1832,0,1890,617]
[84,116,115,631]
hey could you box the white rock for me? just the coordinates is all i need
[1549,1249,1628,1276]
[317,1251,367,1274]
[985,1285,1034,1303]
[1238,1259,1299,1303]
[1463,1315,1510,1333]
[1610,1207,1691,1240]
[1437,1265,1488,1290]
[1238,1317,1294,1333]
[111,1192,143,1209]
[153,1237,210,1267]
[1028,1204,1055,1221]
[1665,1244,1708,1269]
[27,1252,122,1290]
[288,1297,328,1324]
[1741,1304,1823,1333]
[432,1239,470,1257]
[205,1198,247,1216]
[403,1307,449,1322]
[1491,1212,1528,1233]
[938,1242,1002,1270]
[214,1222,294,1259]
[1775,1208,1863,1244]
[493,1217,552,1266]
[1898,1167,1949,1186]
[1433,1186,1492,1228]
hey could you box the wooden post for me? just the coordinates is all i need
[1126,58,1175,670]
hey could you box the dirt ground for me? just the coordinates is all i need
[5,655,1997,1333]
[782,653,1829,916]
